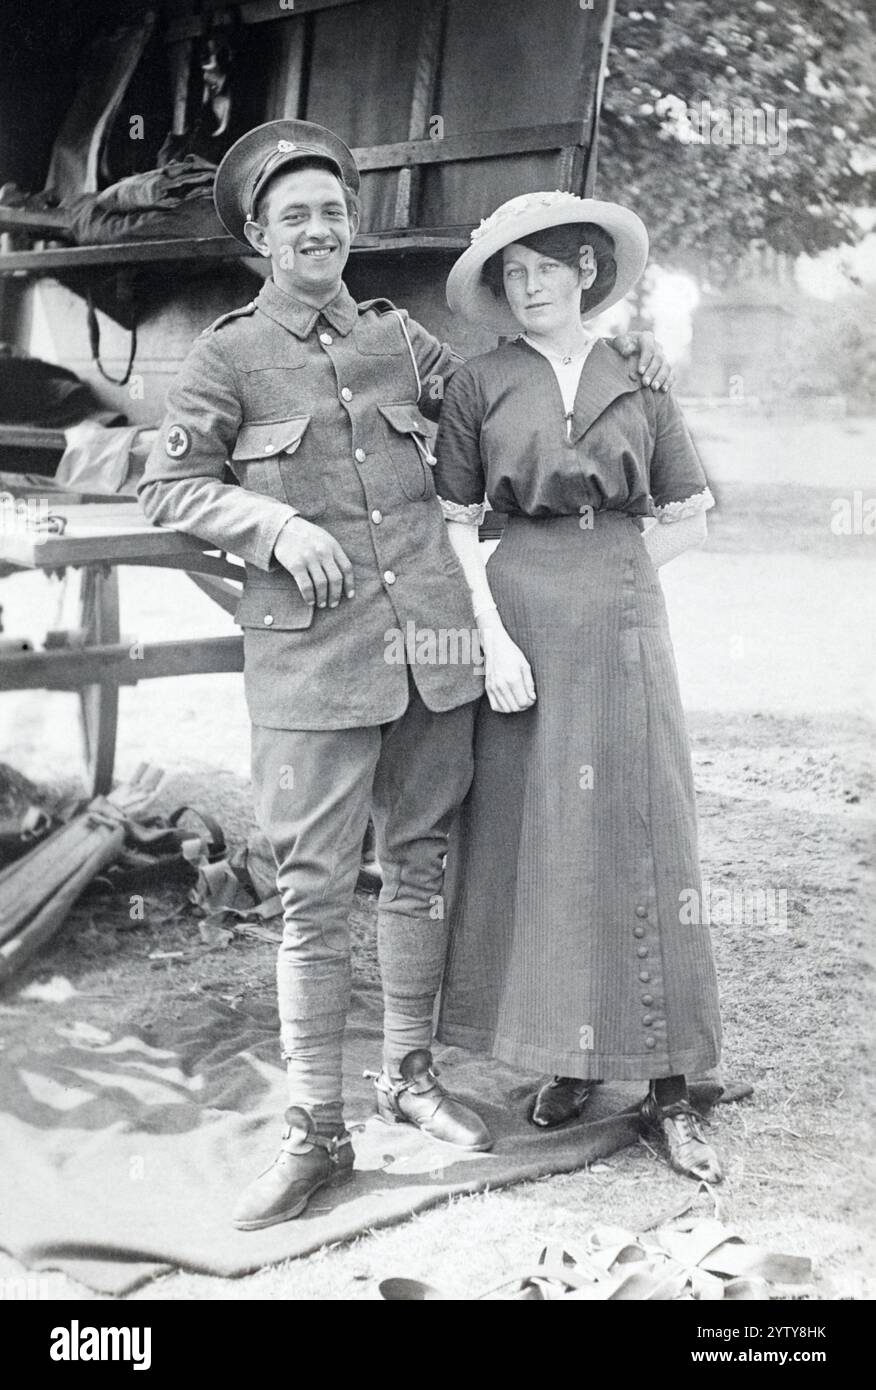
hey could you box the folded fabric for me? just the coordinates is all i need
[57,422,156,494]
[66,194,225,245]
[93,156,217,212]
[64,156,222,245]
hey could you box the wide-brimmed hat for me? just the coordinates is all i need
[214,120,360,246]
[446,190,649,334]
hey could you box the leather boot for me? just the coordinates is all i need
[639,1088,723,1184]
[530,1075,597,1128]
[365,1048,493,1152]
[232,1106,354,1231]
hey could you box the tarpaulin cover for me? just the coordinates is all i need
[0,980,744,1295]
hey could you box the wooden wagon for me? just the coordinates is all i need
[0,0,614,794]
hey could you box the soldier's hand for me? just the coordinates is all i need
[273,516,355,608]
[610,330,673,392]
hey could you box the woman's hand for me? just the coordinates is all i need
[479,616,537,713]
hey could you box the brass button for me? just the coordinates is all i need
[319,331,333,345]
[644,1036,657,1050]
[371,510,383,524]
[633,925,645,938]
[635,905,648,918]
[264,443,275,454]
[636,946,649,959]
[642,1014,654,1026]
[341,387,353,402]
[639,971,651,983]
[383,570,396,585]
[641,993,654,1006]
[355,448,366,463]
[263,614,274,626]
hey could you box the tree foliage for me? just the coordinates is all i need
[599,0,876,282]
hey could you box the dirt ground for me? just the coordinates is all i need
[0,410,874,1300]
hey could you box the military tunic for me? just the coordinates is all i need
[139,278,484,729]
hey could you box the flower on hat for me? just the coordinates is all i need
[470,190,587,243]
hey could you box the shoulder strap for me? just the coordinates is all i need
[200,300,258,336]
[358,298,421,400]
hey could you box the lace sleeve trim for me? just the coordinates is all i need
[439,496,487,525]
[653,486,715,523]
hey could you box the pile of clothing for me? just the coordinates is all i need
[65,154,224,245]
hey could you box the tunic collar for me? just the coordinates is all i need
[256,278,359,338]
[515,336,642,442]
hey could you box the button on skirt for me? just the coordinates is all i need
[437,511,722,1080]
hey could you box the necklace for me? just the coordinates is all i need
[523,333,593,366]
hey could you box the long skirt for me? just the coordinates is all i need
[437,511,722,1081]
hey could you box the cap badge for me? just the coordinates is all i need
[277,140,298,153]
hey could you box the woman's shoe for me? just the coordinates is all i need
[639,1092,723,1184]
[530,1076,595,1128]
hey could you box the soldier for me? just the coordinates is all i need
[139,120,671,1229]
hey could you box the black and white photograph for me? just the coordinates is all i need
[0,0,872,1334]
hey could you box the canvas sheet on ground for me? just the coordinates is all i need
[0,983,747,1295]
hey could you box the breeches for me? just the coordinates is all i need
[251,676,476,1124]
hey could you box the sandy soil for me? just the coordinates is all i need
[0,412,873,1300]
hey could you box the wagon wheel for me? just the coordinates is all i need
[76,566,120,796]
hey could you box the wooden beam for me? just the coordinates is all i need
[168,36,194,137]
[266,13,307,119]
[0,635,244,691]
[393,0,447,228]
[0,236,243,273]
[166,0,362,41]
[0,426,67,450]
[0,207,71,234]
[356,122,591,173]
[582,0,616,195]
[185,571,244,616]
[0,231,468,275]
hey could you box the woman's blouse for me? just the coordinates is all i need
[522,335,598,437]
[433,337,714,527]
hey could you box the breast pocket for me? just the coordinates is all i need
[230,416,325,519]
[234,575,315,632]
[378,403,436,502]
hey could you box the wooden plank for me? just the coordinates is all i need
[0,206,71,234]
[0,426,67,450]
[185,571,244,616]
[169,37,194,137]
[0,502,236,577]
[0,767,162,979]
[0,236,243,273]
[0,819,100,941]
[118,553,244,579]
[0,635,244,691]
[582,0,616,195]
[0,830,126,979]
[393,0,447,228]
[0,231,468,275]
[355,122,590,172]
[266,14,307,119]
[166,0,362,41]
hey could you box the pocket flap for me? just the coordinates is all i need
[377,403,427,438]
[232,416,311,463]
[234,577,315,630]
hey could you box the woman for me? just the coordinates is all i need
[433,191,723,1183]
